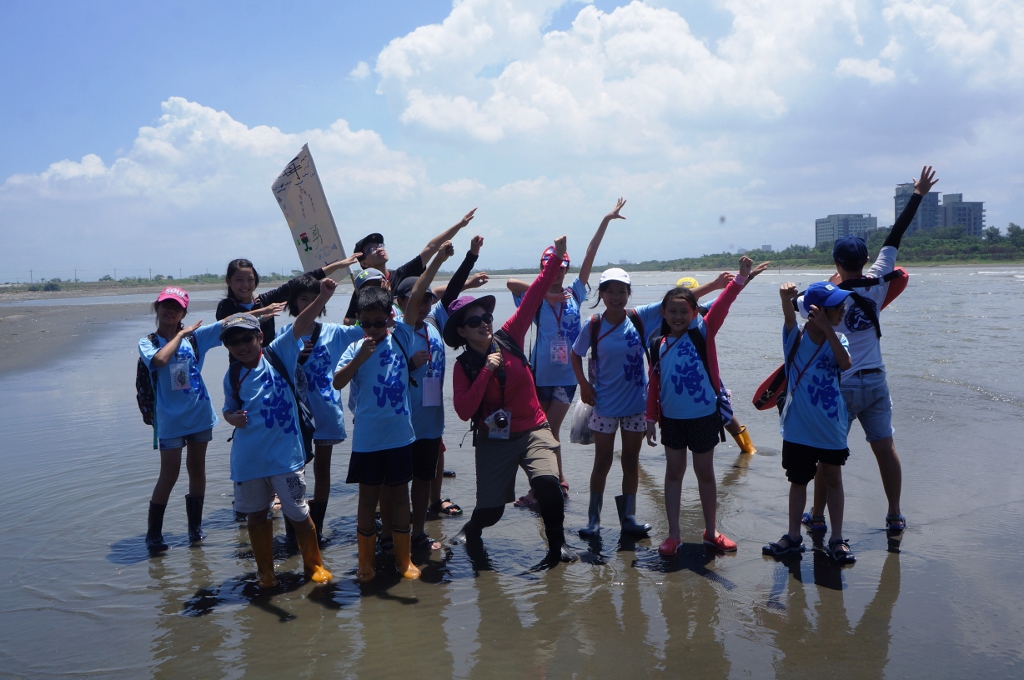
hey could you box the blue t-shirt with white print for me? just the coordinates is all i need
[655,317,717,420]
[513,276,587,387]
[277,321,365,442]
[572,302,662,418]
[339,321,417,452]
[139,322,221,440]
[780,324,850,450]
[222,331,305,483]
[409,302,447,439]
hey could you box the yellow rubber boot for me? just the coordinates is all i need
[295,521,332,584]
[356,530,377,583]
[733,426,757,454]
[249,520,278,589]
[393,530,421,580]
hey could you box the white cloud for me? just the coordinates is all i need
[349,61,371,79]
[373,0,866,152]
[836,57,896,84]
[439,178,488,194]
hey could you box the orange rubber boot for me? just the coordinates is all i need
[393,530,421,580]
[295,521,332,583]
[733,426,757,454]
[249,520,278,588]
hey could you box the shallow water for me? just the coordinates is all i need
[1,266,1023,678]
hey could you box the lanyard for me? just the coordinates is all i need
[232,351,260,404]
[548,299,566,336]
[789,340,825,395]
[415,326,433,374]
[596,315,625,345]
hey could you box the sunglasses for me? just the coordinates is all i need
[364,243,385,253]
[224,332,257,347]
[463,312,493,329]
[359,319,389,329]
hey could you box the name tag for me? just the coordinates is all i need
[422,375,442,407]
[169,362,189,391]
[550,338,569,365]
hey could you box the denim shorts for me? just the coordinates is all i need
[535,384,577,405]
[158,428,213,451]
[842,370,895,443]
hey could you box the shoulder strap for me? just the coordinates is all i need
[785,329,803,372]
[389,330,419,387]
[589,313,602,362]
[494,329,529,368]
[646,334,663,372]
[229,359,243,404]
[848,291,882,339]
[627,309,644,345]
[686,325,725,442]
[297,322,322,366]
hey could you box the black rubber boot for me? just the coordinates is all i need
[579,492,603,538]
[308,501,328,545]
[146,502,169,553]
[615,494,651,536]
[533,475,577,562]
[185,494,206,544]
[449,507,503,545]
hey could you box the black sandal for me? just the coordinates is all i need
[428,498,463,517]
[762,534,805,556]
[827,538,856,565]
[411,533,441,551]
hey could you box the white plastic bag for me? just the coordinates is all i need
[569,399,595,445]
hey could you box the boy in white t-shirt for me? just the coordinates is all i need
[220,277,338,589]
[763,282,855,565]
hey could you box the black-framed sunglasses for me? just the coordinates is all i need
[359,319,388,329]
[224,332,257,347]
[463,313,493,329]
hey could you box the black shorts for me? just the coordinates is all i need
[782,441,850,486]
[660,413,722,453]
[411,437,442,481]
[346,444,414,487]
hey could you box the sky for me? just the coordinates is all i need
[1,0,1022,282]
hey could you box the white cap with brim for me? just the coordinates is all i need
[599,267,631,286]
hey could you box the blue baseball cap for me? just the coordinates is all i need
[832,236,869,270]
[802,282,852,314]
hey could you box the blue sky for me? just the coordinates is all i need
[2,0,1021,281]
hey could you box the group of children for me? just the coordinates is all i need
[140,167,936,584]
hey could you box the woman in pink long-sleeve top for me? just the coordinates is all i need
[445,236,577,564]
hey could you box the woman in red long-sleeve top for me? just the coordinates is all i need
[444,236,577,564]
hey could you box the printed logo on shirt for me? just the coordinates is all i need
[304,346,339,404]
[259,373,299,434]
[373,347,409,415]
[843,297,877,333]
[806,354,842,421]
[176,346,209,401]
[669,344,712,405]
[622,329,645,386]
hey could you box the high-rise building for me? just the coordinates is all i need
[895,183,940,233]
[939,193,986,237]
[815,214,878,246]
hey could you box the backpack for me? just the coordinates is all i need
[588,310,644,367]
[752,331,802,411]
[229,346,316,464]
[136,332,199,426]
[646,327,726,442]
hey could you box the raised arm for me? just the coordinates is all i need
[407,242,453,328]
[504,236,565,344]
[437,235,483,310]
[322,253,363,277]
[780,283,799,333]
[885,165,938,250]
[808,304,852,372]
[419,209,476,267]
[291,278,337,339]
[692,271,733,300]
[703,257,753,336]
[579,198,626,287]
[150,320,203,368]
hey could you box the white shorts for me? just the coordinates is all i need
[234,470,309,522]
[588,411,647,434]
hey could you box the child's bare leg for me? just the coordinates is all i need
[692,448,718,537]
[151,448,182,504]
[430,451,445,506]
[379,493,394,545]
[184,441,208,497]
[870,437,902,517]
[411,477,430,537]
[357,485,382,535]
[821,463,845,542]
[664,447,687,539]
[619,430,645,495]
[809,463,826,517]
[312,444,333,503]
[590,432,616,494]
[384,483,411,533]
[724,419,742,437]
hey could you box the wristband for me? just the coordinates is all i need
[734,274,749,287]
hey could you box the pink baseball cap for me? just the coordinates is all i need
[540,246,570,268]
[156,286,189,309]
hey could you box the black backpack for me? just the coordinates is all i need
[136,332,199,426]
[588,310,644,366]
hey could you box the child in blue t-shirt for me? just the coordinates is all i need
[644,257,756,556]
[278,277,365,543]
[220,278,339,589]
[138,286,223,554]
[333,246,451,583]
[763,281,855,565]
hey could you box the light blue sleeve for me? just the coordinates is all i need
[572,317,593,357]
[138,334,160,368]
[636,301,664,343]
[569,277,587,305]
[194,322,224,355]
[270,327,301,371]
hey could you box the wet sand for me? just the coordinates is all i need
[1,267,1023,677]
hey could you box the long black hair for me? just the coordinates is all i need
[224,259,259,301]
